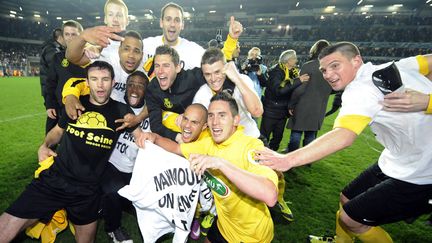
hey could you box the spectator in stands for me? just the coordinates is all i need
[285,40,331,153]
[40,28,65,113]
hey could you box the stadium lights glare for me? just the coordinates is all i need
[46,11,49,15]
[19,6,22,11]
[393,4,403,7]
[56,17,62,20]
[427,0,432,4]
[10,10,17,14]
[129,15,136,20]
[364,5,373,8]
[34,14,40,18]
[183,12,191,18]
[209,10,216,13]
[9,14,16,18]
[95,16,101,19]
[357,0,363,5]
[77,17,82,20]
[240,4,242,9]
[296,2,299,7]
[18,16,23,19]
[392,11,397,14]
[192,7,195,11]
[361,11,367,14]
[326,6,336,9]
[334,12,339,15]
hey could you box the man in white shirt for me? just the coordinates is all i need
[257,42,432,243]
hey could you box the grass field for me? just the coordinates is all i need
[0,76,430,242]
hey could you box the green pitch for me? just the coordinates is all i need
[0,77,430,242]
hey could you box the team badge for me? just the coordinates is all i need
[61,58,69,67]
[247,149,260,164]
[164,98,173,109]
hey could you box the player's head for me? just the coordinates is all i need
[208,92,240,144]
[125,71,149,108]
[309,39,330,60]
[62,20,83,47]
[318,42,363,91]
[201,47,227,93]
[160,2,184,46]
[279,49,297,68]
[119,31,143,73]
[104,0,129,31]
[52,28,64,46]
[153,45,181,91]
[180,104,208,143]
[86,61,115,105]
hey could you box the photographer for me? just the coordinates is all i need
[242,47,268,98]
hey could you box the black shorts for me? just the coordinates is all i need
[207,217,228,243]
[342,163,432,226]
[6,169,101,225]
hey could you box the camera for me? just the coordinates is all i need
[245,56,262,72]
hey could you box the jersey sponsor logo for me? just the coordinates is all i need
[61,58,69,68]
[203,171,230,197]
[66,111,114,149]
[164,98,173,109]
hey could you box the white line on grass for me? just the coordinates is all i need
[0,112,45,123]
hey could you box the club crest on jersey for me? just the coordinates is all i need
[61,58,69,67]
[247,149,260,164]
[203,171,230,197]
[164,98,173,109]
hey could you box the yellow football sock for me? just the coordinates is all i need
[276,171,285,202]
[356,226,393,243]
[335,210,355,243]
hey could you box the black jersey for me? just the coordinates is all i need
[145,67,206,140]
[48,96,137,187]
[45,50,86,110]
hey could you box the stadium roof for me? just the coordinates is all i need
[1,0,431,23]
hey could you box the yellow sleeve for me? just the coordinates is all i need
[426,94,432,114]
[416,55,429,76]
[221,34,238,61]
[61,77,90,104]
[180,138,212,159]
[333,114,372,135]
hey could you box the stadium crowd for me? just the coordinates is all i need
[0,1,431,243]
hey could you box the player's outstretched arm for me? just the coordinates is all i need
[189,154,278,206]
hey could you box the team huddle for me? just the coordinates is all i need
[1,0,432,243]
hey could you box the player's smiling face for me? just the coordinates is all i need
[160,6,184,45]
[202,60,226,93]
[208,100,239,144]
[319,52,361,91]
[119,36,143,73]
[126,75,146,108]
[154,54,181,91]
[87,68,114,105]
[181,105,207,143]
[105,3,129,31]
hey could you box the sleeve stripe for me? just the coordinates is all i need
[333,115,372,135]
[416,55,429,76]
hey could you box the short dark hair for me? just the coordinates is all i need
[201,47,225,66]
[86,61,115,80]
[126,71,149,88]
[309,39,330,60]
[318,41,360,61]
[62,20,83,33]
[155,45,180,66]
[161,2,184,19]
[121,30,143,51]
[210,91,239,116]
[52,28,62,41]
